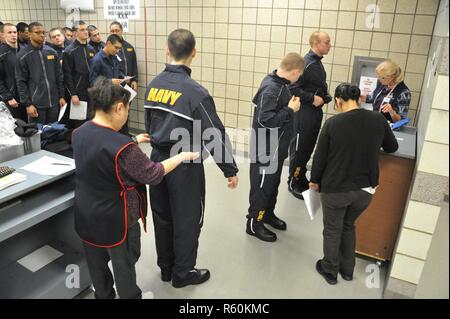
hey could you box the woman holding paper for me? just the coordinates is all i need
[361,59,411,123]
[72,77,199,298]
[309,83,398,285]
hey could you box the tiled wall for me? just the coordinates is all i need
[384,0,449,299]
[0,0,440,153]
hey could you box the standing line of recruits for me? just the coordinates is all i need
[1,20,406,296]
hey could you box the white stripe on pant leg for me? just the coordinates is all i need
[199,197,204,224]
[295,133,299,151]
[260,169,266,188]
[250,218,255,233]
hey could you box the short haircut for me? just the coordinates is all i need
[73,20,86,31]
[89,76,131,113]
[87,25,98,36]
[49,27,62,37]
[28,22,44,33]
[309,31,329,47]
[280,52,305,72]
[106,34,122,45]
[167,29,196,61]
[16,22,29,33]
[62,27,72,34]
[376,59,404,83]
[1,23,16,33]
[110,21,123,30]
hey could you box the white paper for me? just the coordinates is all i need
[0,172,27,191]
[104,0,141,19]
[121,75,136,83]
[17,245,63,273]
[359,76,378,96]
[20,155,75,176]
[123,84,137,102]
[302,189,322,220]
[69,100,88,120]
[58,103,67,122]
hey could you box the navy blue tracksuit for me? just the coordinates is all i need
[144,64,238,279]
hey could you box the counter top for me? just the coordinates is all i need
[385,126,417,160]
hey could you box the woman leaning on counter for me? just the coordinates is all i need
[362,59,412,123]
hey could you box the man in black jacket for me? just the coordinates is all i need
[16,22,29,52]
[48,28,65,62]
[88,25,105,54]
[63,20,96,127]
[0,23,27,121]
[247,53,303,242]
[110,21,138,135]
[15,22,66,125]
[145,29,239,288]
[287,31,332,199]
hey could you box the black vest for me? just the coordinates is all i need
[72,121,147,247]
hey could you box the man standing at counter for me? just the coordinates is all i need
[287,31,332,200]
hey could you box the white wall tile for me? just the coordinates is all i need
[418,141,449,176]
[431,75,449,111]
[396,228,433,259]
[390,254,424,284]
[403,201,441,234]
[425,109,449,145]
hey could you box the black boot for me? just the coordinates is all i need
[161,268,172,282]
[172,268,210,288]
[288,174,309,200]
[246,218,277,242]
[263,211,287,230]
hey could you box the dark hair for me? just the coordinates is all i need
[62,27,72,34]
[73,20,86,31]
[106,34,122,45]
[110,21,123,30]
[334,83,361,102]
[87,25,98,36]
[28,22,43,33]
[168,29,196,61]
[49,27,62,36]
[16,22,29,33]
[89,76,130,113]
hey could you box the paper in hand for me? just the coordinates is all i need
[123,84,137,102]
[121,75,136,83]
[302,189,322,220]
[58,104,67,122]
[69,100,88,120]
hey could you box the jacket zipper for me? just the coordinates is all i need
[75,75,82,89]
[121,47,128,75]
[83,46,91,72]
[38,50,52,106]
[31,86,38,101]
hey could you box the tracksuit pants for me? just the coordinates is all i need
[149,148,205,279]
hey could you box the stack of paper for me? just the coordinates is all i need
[0,172,27,191]
[302,189,322,220]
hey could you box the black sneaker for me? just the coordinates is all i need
[339,270,353,281]
[316,260,337,285]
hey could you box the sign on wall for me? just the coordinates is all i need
[104,0,141,20]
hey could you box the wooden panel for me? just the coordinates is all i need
[355,154,415,261]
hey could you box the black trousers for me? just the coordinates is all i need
[320,190,373,276]
[248,157,285,220]
[288,104,323,188]
[82,223,142,299]
[29,106,60,125]
[150,149,205,278]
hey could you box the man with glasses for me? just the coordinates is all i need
[15,22,65,125]
[63,20,96,127]
[89,34,124,86]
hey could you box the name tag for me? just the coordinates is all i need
[89,52,94,57]
[47,55,55,60]
[127,48,134,52]
[382,96,391,104]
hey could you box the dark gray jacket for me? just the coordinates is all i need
[0,43,19,103]
[15,44,64,108]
